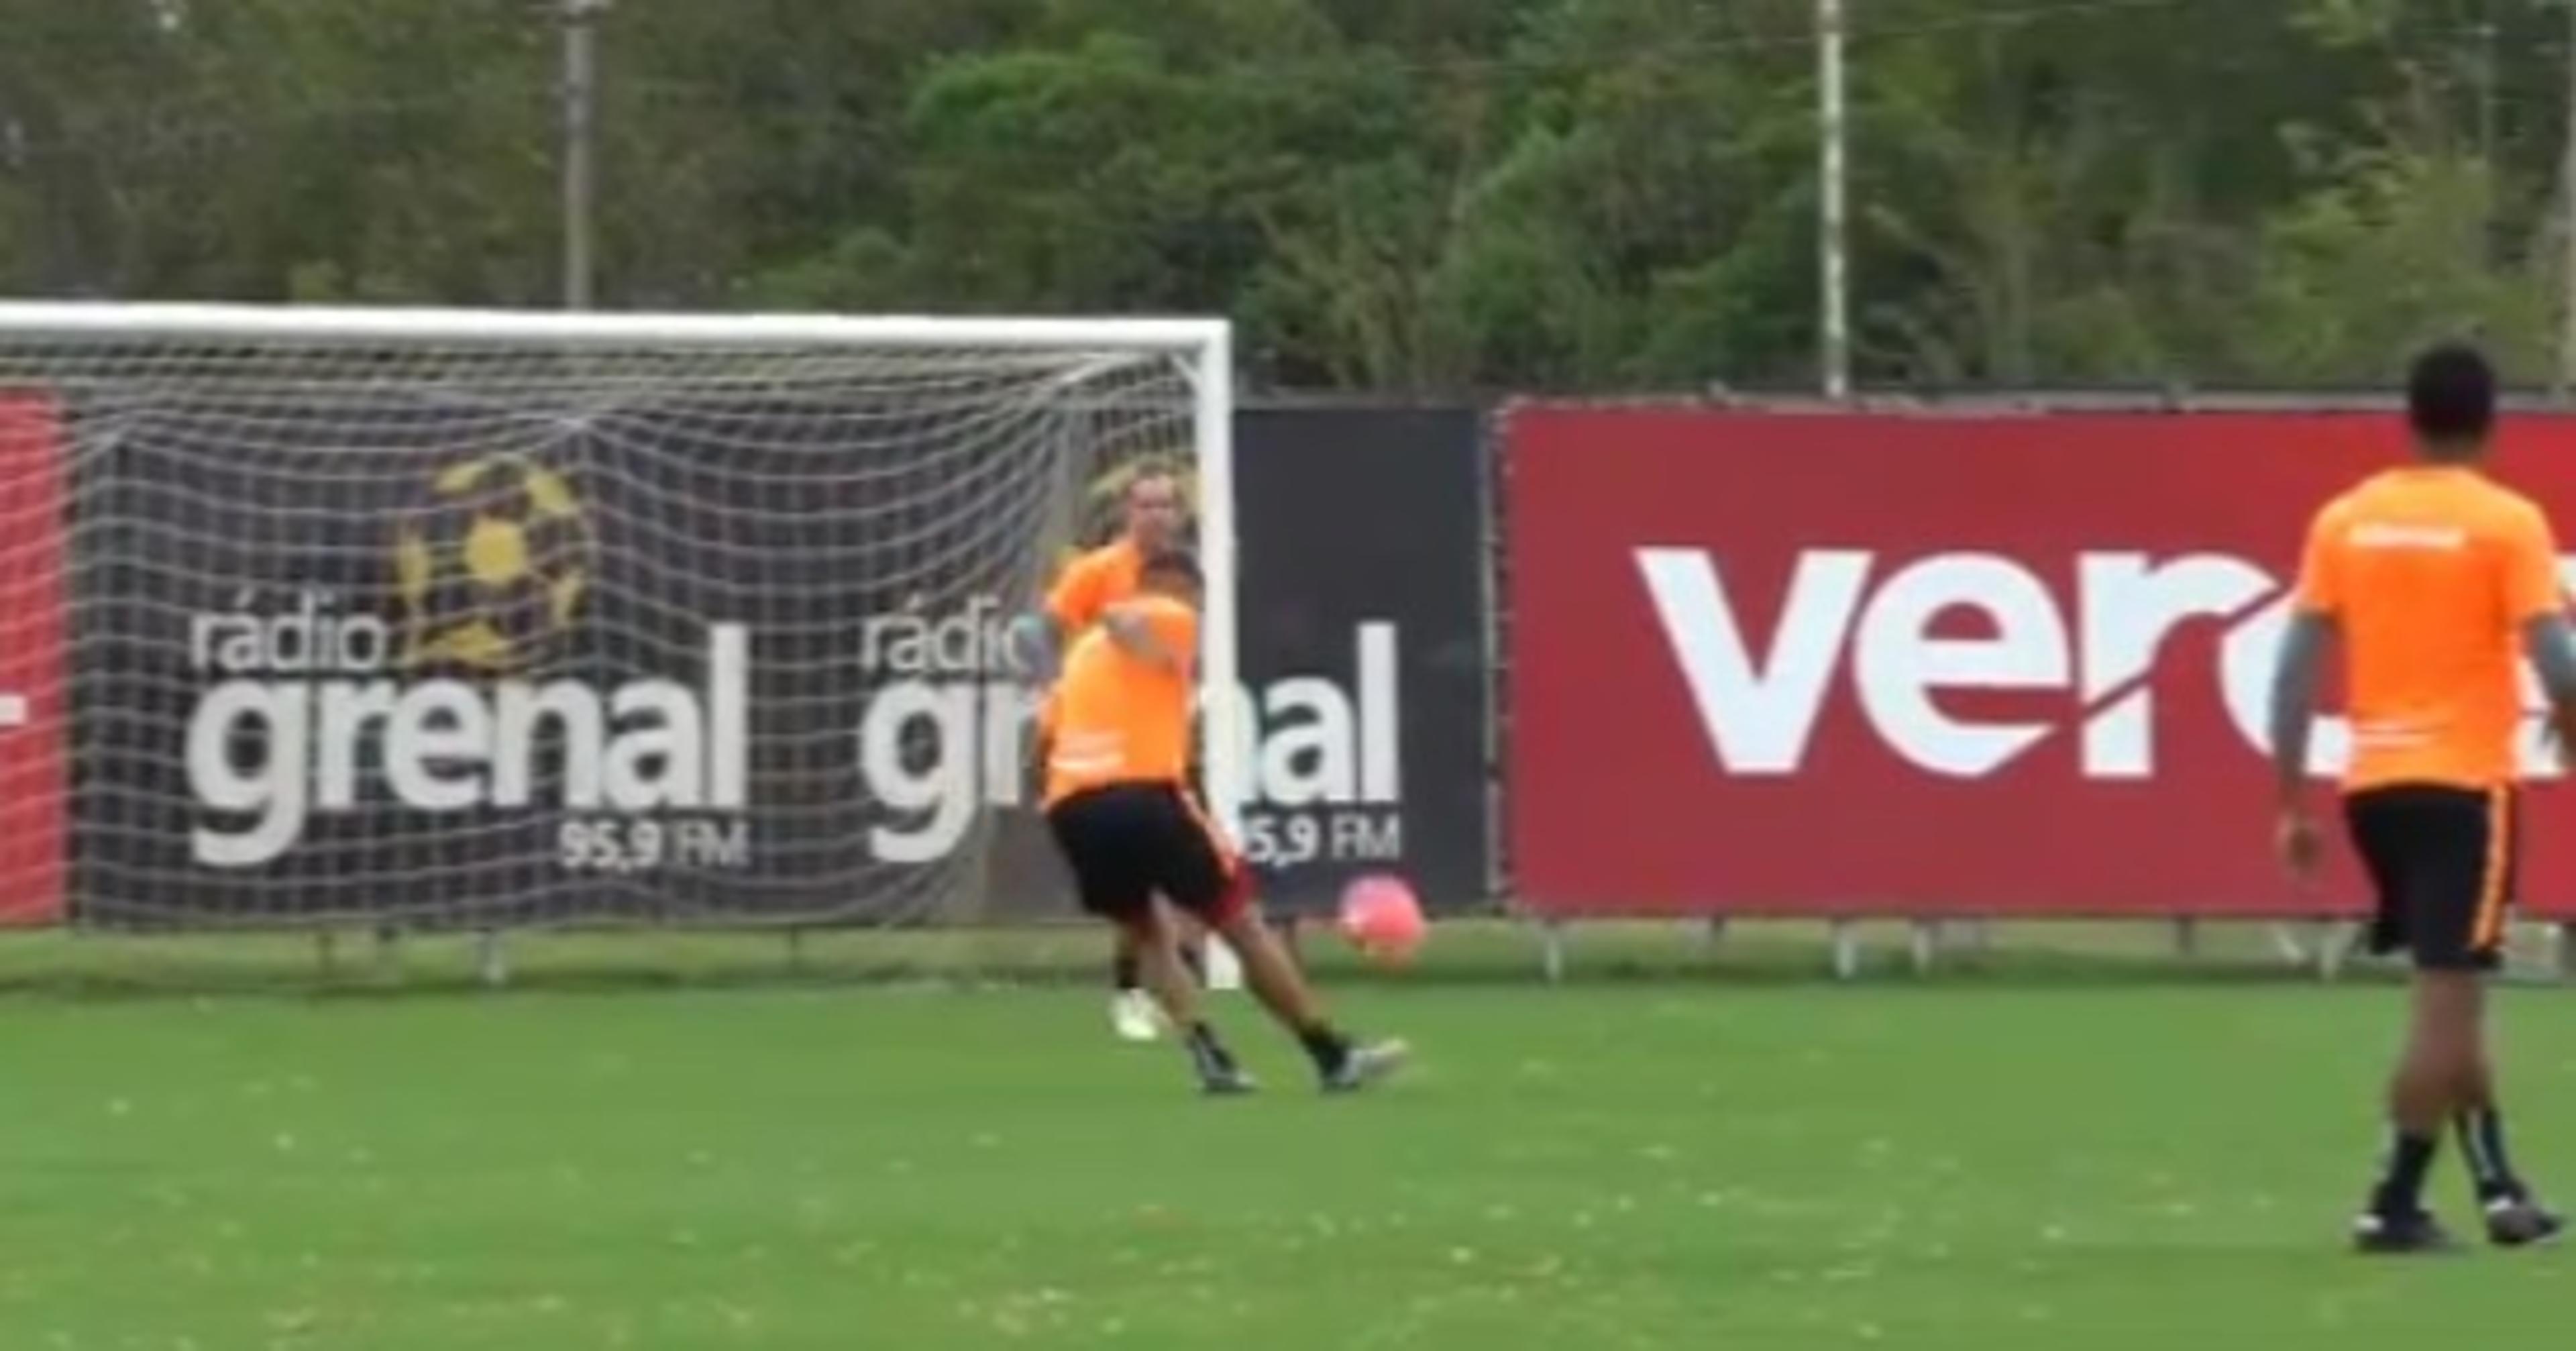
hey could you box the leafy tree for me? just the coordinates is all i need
[1,0,2571,392]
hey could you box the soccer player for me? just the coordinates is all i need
[1042,547,1405,1095]
[2269,341,2571,1254]
[1025,465,1208,1042]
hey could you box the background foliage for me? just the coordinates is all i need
[0,0,2563,392]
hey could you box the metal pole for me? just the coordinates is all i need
[2477,21,2498,168]
[2560,0,2576,394]
[1819,0,1851,399]
[561,0,607,311]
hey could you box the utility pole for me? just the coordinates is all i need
[2561,0,2576,394]
[1819,0,1851,400]
[2559,0,2576,394]
[561,0,610,310]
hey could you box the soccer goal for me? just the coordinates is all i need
[0,303,1245,976]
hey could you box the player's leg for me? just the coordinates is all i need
[1051,789,1222,1087]
[2359,969,2471,1250]
[1211,906,1407,1092]
[1119,902,1251,1093]
[1051,788,1247,1093]
[1108,926,1164,1042]
[1173,908,1209,983]
[1114,899,1208,1040]
[2440,788,2561,1245]
[2350,786,2555,1250]
[1156,792,1406,1093]
[2345,788,2458,1252]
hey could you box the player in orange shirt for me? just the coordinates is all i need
[2270,343,2576,1254]
[1043,548,1406,1095]
[1024,466,1211,1042]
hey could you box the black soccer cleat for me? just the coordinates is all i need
[1320,1038,1409,1094]
[1197,1063,1258,1097]
[2483,1194,2564,1248]
[2352,1209,2459,1255]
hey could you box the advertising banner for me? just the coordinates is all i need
[0,395,67,925]
[64,395,1495,929]
[1505,408,2576,920]
[1230,407,1491,915]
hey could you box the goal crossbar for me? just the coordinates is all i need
[0,302,1230,354]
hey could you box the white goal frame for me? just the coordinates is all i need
[0,302,1246,979]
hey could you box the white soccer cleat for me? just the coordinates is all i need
[1111,989,1166,1042]
[1322,1038,1410,1093]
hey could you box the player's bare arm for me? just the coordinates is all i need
[2266,609,2334,881]
[1101,602,1180,671]
[2506,500,2576,761]
[2520,613,2576,761]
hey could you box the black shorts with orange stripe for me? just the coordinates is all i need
[2344,783,2518,972]
[1045,781,1250,929]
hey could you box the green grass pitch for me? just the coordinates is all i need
[3,929,2573,1348]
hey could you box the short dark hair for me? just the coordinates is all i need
[1139,548,1201,588]
[2407,342,2496,452]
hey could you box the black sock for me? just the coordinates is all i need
[2456,1107,2526,1203]
[1184,1022,1236,1078]
[2373,1130,2440,1217]
[1297,1024,1352,1076]
[1112,951,1141,993]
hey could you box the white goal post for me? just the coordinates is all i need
[0,301,1248,979]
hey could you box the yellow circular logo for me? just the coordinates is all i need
[392,453,594,671]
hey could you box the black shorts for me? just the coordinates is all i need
[2344,783,2518,972]
[1045,783,1248,928]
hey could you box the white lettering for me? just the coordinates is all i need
[1261,678,1356,806]
[857,682,977,865]
[189,591,394,675]
[313,682,394,811]
[1642,547,2573,781]
[1636,547,1868,774]
[1851,554,2068,777]
[845,616,1408,864]
[186,682,311,869]
[2347,523,2465,550]
[1357,622,1399,800]
[184,622,753,867]
[2076,553,2274,778]
[856,596,1019,678]
[604,680,704,810]
[382,682,491,810]
[491,682,606,808]
[708,624,749,807]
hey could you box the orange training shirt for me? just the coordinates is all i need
[2293,466,2565,792]
[1045,539,1144,633]
[1042,596,1199,806]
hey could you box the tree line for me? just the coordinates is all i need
[0,0,2561,394]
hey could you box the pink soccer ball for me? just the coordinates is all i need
[1337,873,1427,966]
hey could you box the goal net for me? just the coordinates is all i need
[0,303,1238,934]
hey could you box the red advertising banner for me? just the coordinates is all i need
[1505,407,2576,920]
[0,394,66,924]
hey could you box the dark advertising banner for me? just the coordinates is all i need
[65,393,1494,929]
[1228,407,1491,916]
[947,405,1498,922]
[69,388,1076,928]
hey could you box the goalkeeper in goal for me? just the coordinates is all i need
[1039,548,1406,1095]
[1020,467,1212,1042]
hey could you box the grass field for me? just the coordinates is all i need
[5,924,2575,1349]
